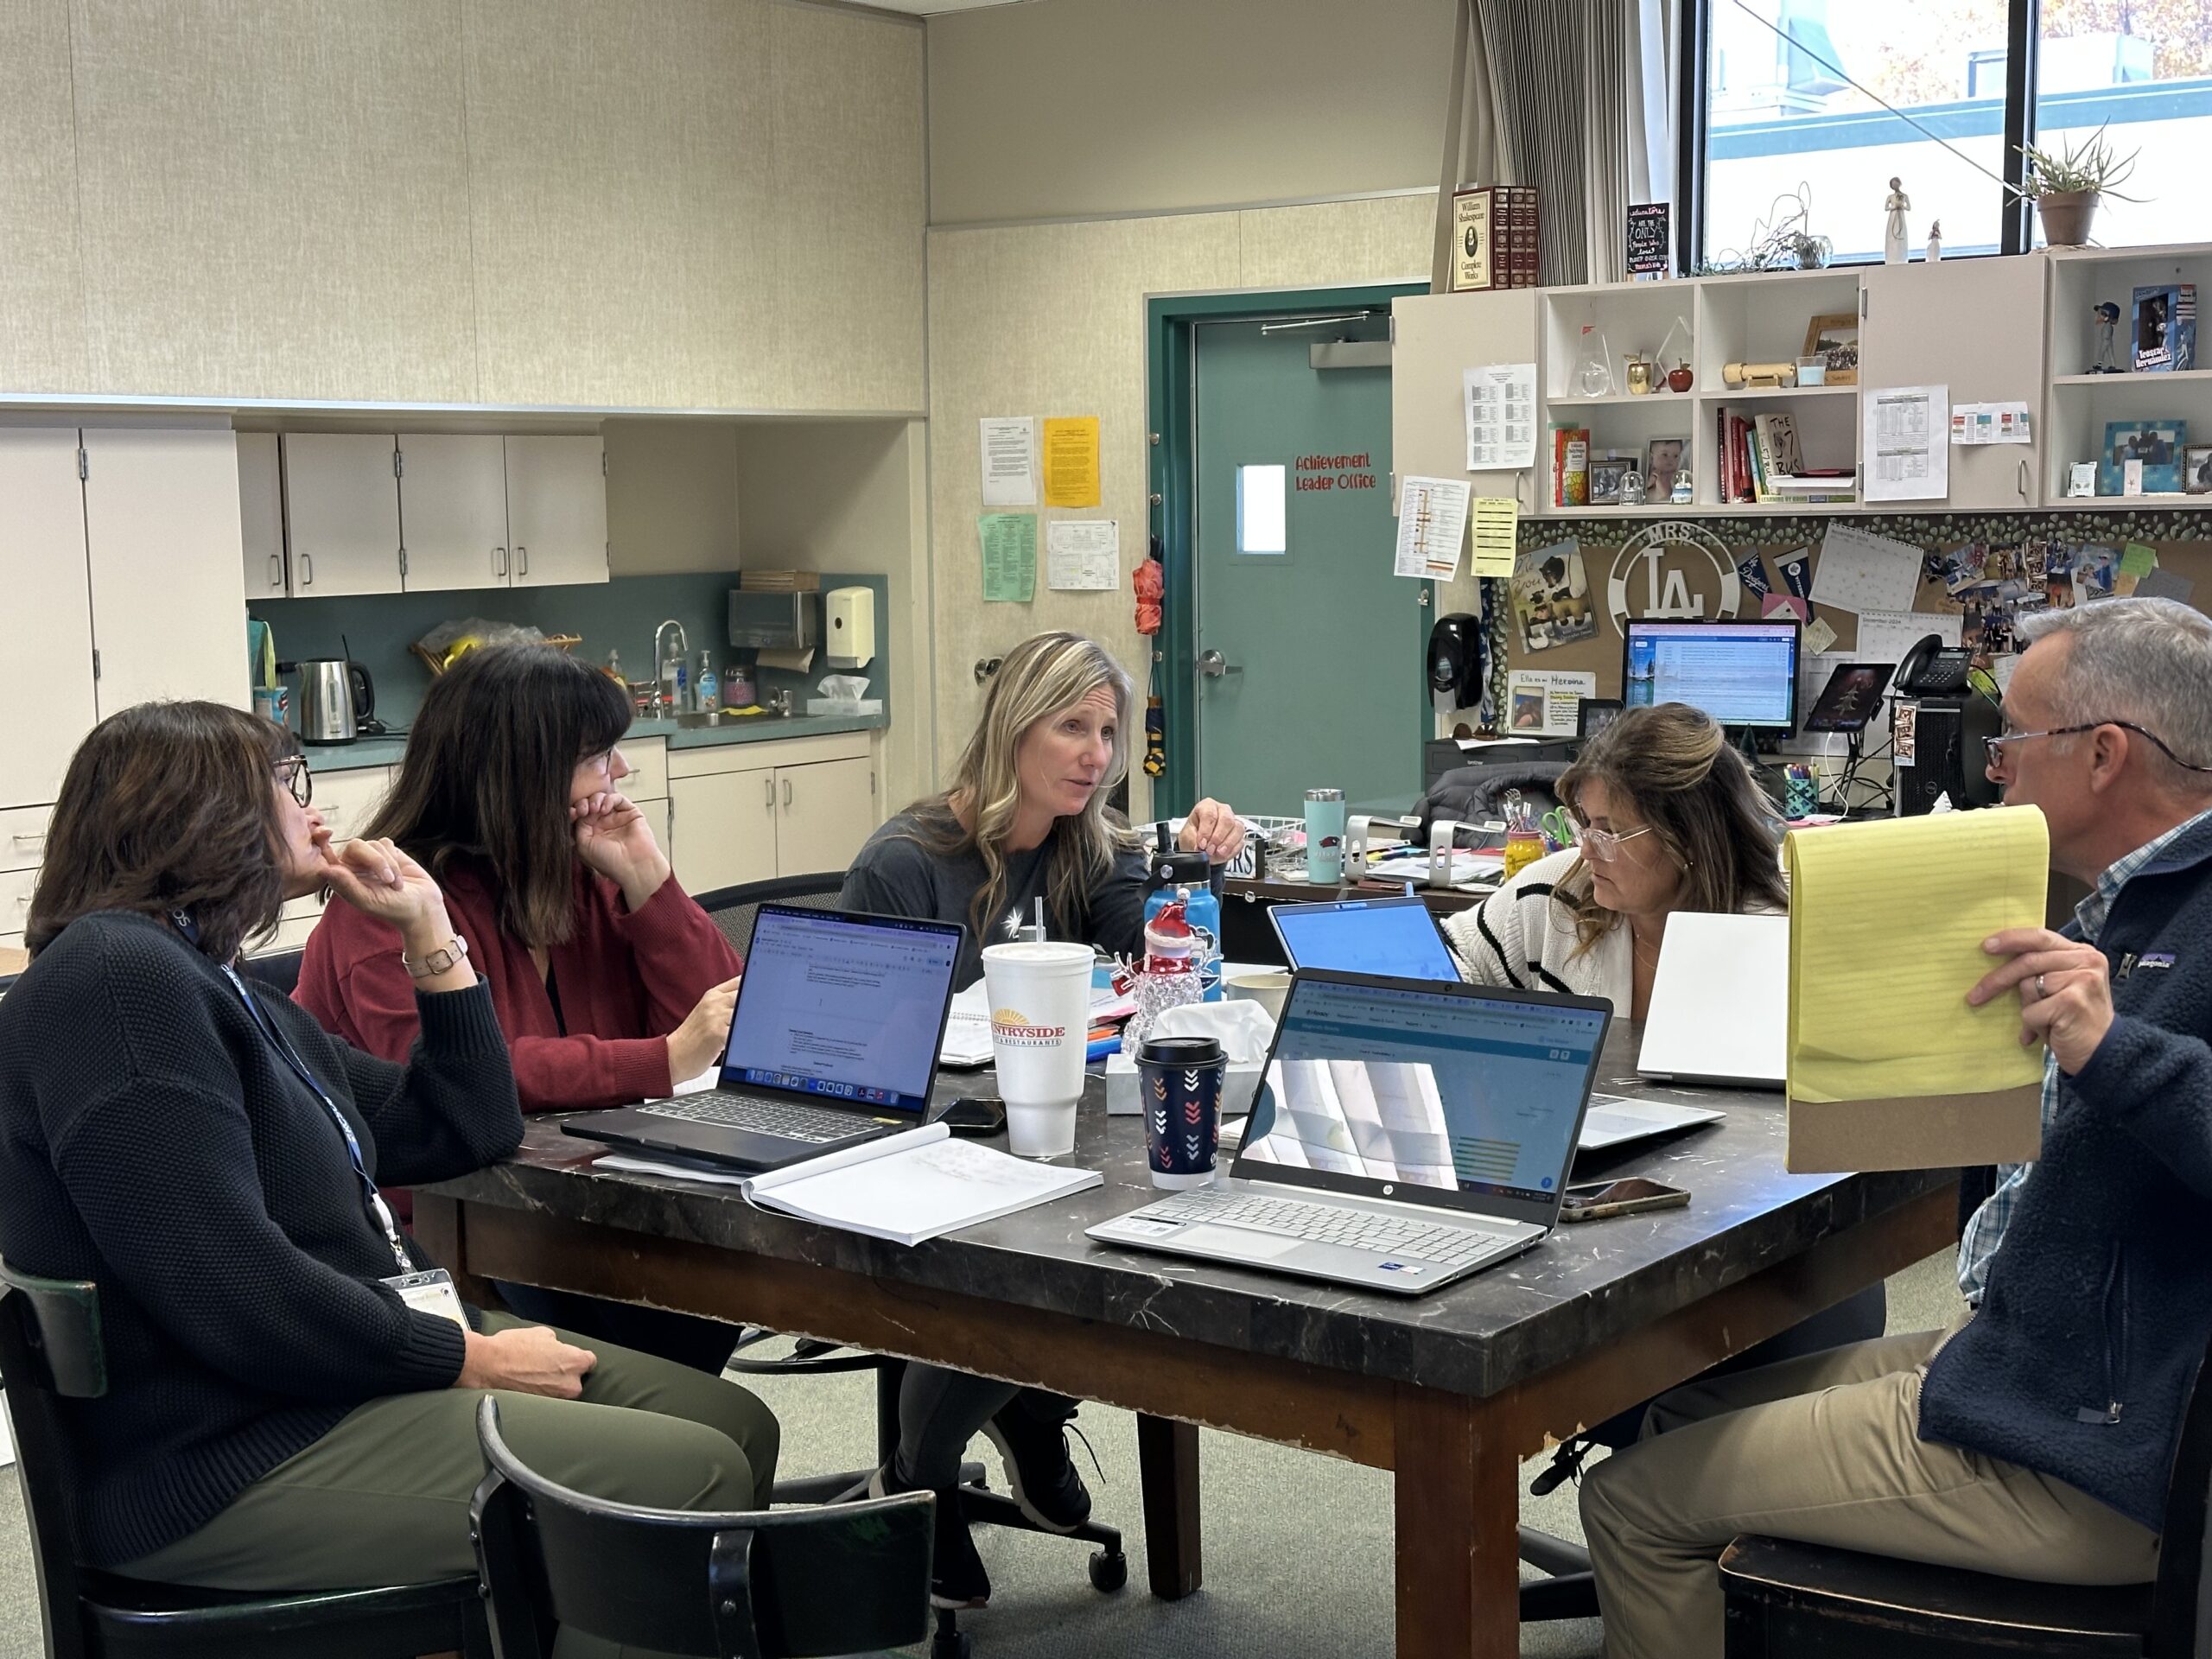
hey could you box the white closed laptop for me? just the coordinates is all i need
[1635,912,1789,1090]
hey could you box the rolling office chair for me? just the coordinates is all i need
[0,1266,492,1659]
[1719,1319,2212,1656]
[696,874,1129,1657]
[470,1396,936,1657]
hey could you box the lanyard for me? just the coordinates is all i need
[172,909,414,1276]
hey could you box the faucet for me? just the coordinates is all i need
[651,620,690,717]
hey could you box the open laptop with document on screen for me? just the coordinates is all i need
[1268,895,1463,980]
[563,905,964,1173]
[1088,970,1611,1295]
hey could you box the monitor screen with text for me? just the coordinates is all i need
[1623,620,1799,730]
[720,908,960,1113]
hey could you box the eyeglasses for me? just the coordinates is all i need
[1576,821,1655,862]
[1983,720,2212,774]
[274,754,313,808]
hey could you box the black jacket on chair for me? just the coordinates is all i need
[0,911,521,1568]
[1921,814,2212,1532]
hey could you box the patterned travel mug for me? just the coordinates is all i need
[1136,1035,1225,1189]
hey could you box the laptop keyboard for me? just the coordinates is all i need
[1142,1188,1512,1266]
[640,1093,865,1146]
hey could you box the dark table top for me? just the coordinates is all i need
[419,1027,1953,1401]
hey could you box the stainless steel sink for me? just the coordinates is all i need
[672,708,789,728]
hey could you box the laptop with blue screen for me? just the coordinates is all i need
[1088,970,1611,1295]
[1268,896,1463,980]
[563,904,964,1173]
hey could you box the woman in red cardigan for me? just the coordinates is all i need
[297,644,743,1372]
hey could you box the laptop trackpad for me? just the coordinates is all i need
[1173,1224,1302,1262]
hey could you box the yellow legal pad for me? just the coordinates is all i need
[1783,808,2050,1173]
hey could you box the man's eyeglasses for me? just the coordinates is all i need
[1984,720,2212,774]
[275,755,314,807]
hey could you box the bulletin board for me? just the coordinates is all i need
[1497,510,2212,705]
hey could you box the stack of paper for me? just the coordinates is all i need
[597,1124,1102,1246]
[1783,809,2049,1173]
[941,976,1133,1067]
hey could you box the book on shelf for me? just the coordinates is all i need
[1553,425,1590,507]
[1448,184,1540,291]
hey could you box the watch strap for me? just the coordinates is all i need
[402,934,470,980]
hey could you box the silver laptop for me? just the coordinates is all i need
[1088,970,1611,1296]
[1636,912,1789,1090]
[563,905,964,1173]
[1268,895,1462,980]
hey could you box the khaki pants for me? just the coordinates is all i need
[1579,1316,2159,1659]
[120,1313,781,1659]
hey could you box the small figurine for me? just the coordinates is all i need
[2093,302,2123,374]
[1670,472,1694,505]
[1884,177,1910,265]
[1618,466,1645,505]
[1925,219,1942,262]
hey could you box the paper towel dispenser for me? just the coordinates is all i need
[824,587,874,670]
[728,590,817,652]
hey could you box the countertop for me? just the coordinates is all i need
[302,708,888,772]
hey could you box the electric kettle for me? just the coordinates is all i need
[295,658,375,746]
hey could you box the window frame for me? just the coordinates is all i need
[1680,0,2044,267]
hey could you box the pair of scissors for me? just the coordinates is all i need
[1540,806,1579,847]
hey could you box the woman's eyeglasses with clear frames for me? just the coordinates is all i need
[275,754,313,808]
[1576,820,1654,862]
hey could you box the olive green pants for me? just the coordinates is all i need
[119,1313,781,1659]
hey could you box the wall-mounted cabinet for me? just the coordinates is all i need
[276,431,609,596]
[2044,244,2212,511]
[0,427,248,812]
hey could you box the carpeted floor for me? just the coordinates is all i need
[0,1248,1964,1657]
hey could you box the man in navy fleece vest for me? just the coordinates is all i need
[1580,596,2212,1658]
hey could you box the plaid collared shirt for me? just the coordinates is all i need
[1956,807,2212,1303]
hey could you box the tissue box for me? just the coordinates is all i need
[805,696,883,716]
[1106,1052,1265,1117]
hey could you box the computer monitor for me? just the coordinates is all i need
[1621,619,1800,732]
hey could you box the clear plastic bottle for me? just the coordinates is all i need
[696,649,719,713]
[1501,789,1546,882]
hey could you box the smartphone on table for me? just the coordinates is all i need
[1558,1177,1689,1222]
[938,1096,1006,1136]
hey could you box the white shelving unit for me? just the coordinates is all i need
[1390,241,2212,518]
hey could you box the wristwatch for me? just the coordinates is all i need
[401,934,470,980]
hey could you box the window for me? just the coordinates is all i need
[1693,0,2212,262]
[1236,464,1287,555]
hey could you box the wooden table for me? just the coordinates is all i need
[416,1033,1954,1659]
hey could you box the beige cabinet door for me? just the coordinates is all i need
[505,436,608,588]
[0,430,97,808]
[81,429,251,717]
[774,756,875,878]
[669,769,779,896]
[1390,289,1543,511]
[1860,260,2046,512]
[238,433,289,599]
[398,434,512,592]
[283,434,403,595]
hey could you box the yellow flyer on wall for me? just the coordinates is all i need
[1041,417,1101,508]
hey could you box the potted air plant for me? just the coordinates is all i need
[2016,124,2143,246]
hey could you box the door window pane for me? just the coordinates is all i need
[1705,0,2010,264]
[2031,10,2212,248]
[1236,464,1287,555]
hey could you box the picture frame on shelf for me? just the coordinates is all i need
[2100,418,2188,496]
[1588,454,1634,506]
[2186,444,2212,495]
[1802,313,1859,385]
[1644,436,1688,504]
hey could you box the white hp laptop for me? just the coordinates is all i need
[1088,970,1611,1296]
[1268,895,1714,1154]
[1636,912,1789,1090]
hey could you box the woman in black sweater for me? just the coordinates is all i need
[0,702,777,1599]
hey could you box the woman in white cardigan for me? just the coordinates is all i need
[1445,702,1787,1018]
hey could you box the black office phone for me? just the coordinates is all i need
[1895,632,1972,696]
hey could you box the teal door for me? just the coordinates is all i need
[1192,319,1427,818]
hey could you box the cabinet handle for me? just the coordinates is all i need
[764,776,775,812]
[493,547,508,578]
[516,544,529,577]
[12,833,46,849]
[268,554,283,588]
[300,552,314,587]
[781,778,793,810]
[2018,457,2030,503]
